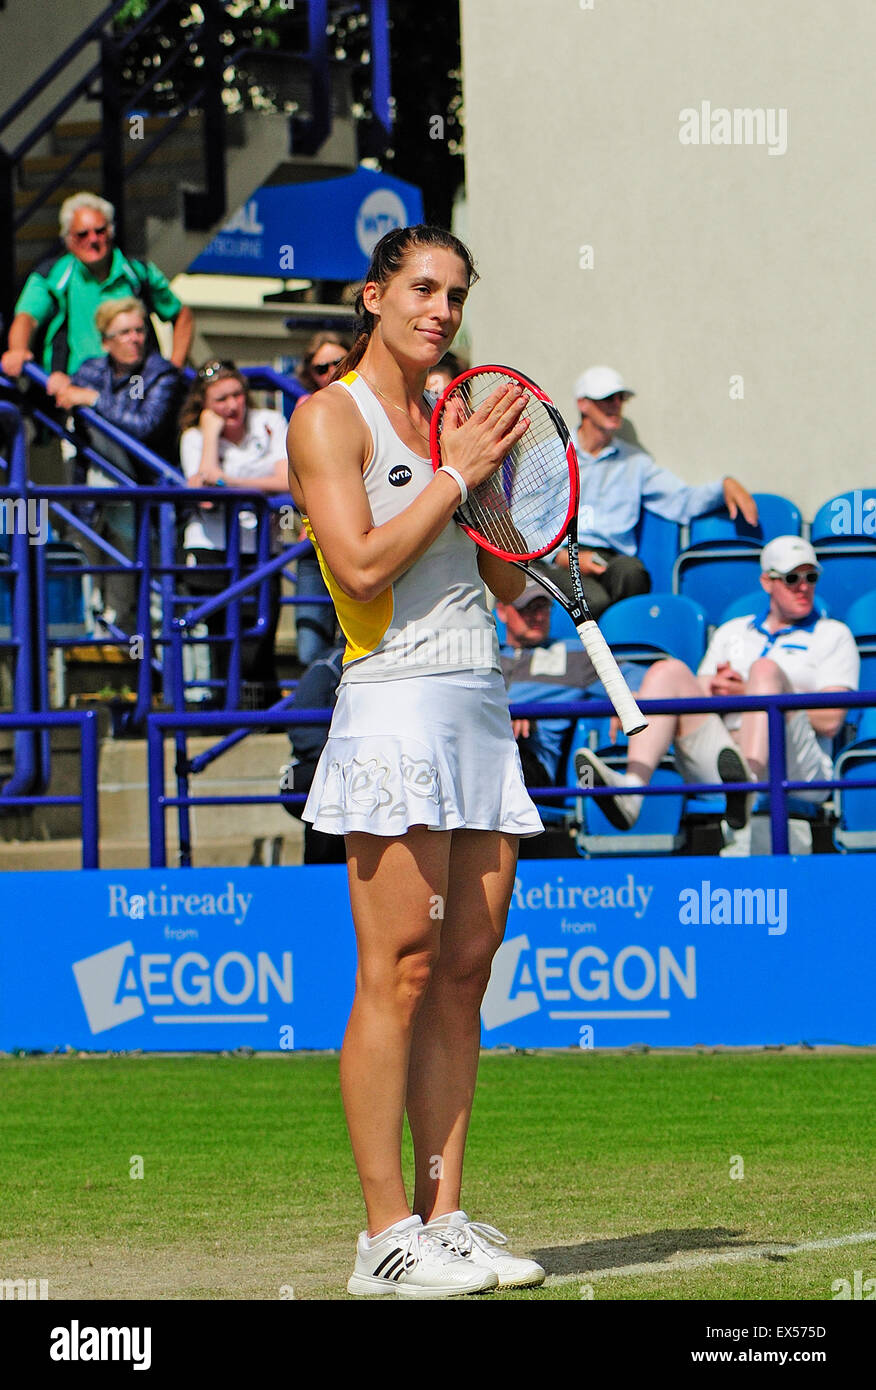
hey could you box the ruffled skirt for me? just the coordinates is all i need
[302,669,544,838]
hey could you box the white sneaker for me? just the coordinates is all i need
[426,1210,546,1289]
[346,1215,498,1299]
[574,748,643,829]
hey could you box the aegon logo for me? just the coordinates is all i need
[72,940,292,1034]
[481,933,695,1031]
[388,465,413,487]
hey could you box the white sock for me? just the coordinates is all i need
[366,1214,421,1246]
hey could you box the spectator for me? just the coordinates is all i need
[53,296,183,470]
[179,362,289,706]
[291,332,350,665]
[539,364,757,618]
[495,580,602,789]
[574,536,859,832]
[425,351,463,397]
[1,192,193,393]
[48,296,183,635]
[279,644,347,864]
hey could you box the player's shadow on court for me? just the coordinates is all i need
[532,1227,751,1276]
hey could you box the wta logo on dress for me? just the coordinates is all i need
[388,465,413,487]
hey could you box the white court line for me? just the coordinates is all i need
[544,1230,876,1287]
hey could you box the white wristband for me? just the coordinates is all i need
[439,464,468,506]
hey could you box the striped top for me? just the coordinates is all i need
[302,371,500,684]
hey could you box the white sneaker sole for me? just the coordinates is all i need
[347,1270,498,1299]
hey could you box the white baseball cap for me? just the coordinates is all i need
[760,535,821,575]
[574,365,635,402]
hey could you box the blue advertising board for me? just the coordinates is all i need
[188,167,425,280]
[0,857,873,1052]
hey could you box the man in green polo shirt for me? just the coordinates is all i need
[1,191,193,394]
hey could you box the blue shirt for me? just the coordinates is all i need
[571,434,725,555]
[72,350,183,459]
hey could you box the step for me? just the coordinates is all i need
[100,732,300,844]
[0,828,305,871]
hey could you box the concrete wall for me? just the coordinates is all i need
[459,0,875,520]
[0,0,107,150]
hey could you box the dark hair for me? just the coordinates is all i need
[296,330,353,392]
[333,225,478,379]
[179,363,249,434]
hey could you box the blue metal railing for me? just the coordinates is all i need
[0,710,100,865]
[144,691,876,867]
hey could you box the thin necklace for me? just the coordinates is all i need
[357,370,431,442]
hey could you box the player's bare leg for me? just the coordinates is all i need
[406,829,518,1222]
[342,827,451,1236]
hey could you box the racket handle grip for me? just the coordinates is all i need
[575,620,648,736]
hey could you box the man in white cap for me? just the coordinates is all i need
[574,536,859,831]
[496,580,603,793]
[543,365,757,617]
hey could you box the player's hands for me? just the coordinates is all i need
[512,718,531,739]
[438,382,530,491]
[1,348,33,378]
[723,478,758,525]
[709,661,746,696]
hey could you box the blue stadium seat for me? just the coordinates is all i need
[0,554,12,638]
[45,542,89,638]
[674,494,803,625]
[834,706,876,849]
[599,593,707,671]
[843,590,876,682]
[634,509,680,592]
[810,490,876,620]
[685,493,802,551]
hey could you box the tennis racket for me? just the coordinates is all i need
[430,364,647,736]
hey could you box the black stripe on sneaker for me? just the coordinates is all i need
[373,1248,403,1278]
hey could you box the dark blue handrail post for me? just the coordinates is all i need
[158,501,176,705]
[147,716,167,868]
[0,403,38,796]
[183,0,227,230]
[174,725,193,868]
[80,710,101,868]
[767,704,790,854]
[133,497,152,726]
[369,0,393,143]
[100,30,126,247]
[224,503,243,709]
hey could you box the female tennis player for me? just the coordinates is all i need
[286,225,547,1298]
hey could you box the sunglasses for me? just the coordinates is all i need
[71,224,110,241]
[769,569,819,587]
[197,360,237,380]
[311,358,344,377]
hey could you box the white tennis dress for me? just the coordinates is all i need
[301,371,543,838]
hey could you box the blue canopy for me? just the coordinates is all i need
[188,166,425,280]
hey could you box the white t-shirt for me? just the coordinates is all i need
[180,407,287,552]
[698,608,860,751]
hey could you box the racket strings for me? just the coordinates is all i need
[437,372,572,557]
